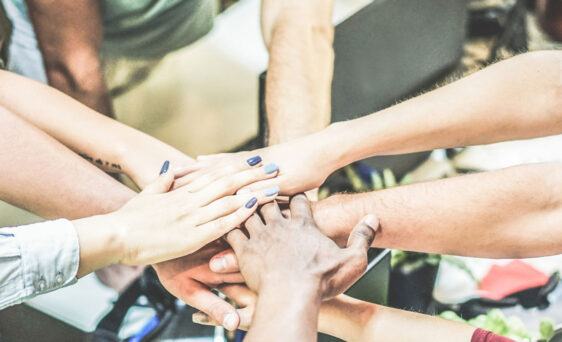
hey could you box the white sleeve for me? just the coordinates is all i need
[0,219,79,310]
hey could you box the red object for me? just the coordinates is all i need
[472,329,515,342]
[478,260,550,300]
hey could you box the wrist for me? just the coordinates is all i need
[321,122,358,171]
[260,275,322,301]
[319,296,376,341]
[312,196,353,246]
[73,213,125,277]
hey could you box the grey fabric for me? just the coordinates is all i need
[101,0,216,59]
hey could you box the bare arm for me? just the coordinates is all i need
[196,287,477,342]
[320,295,476,342]
[313,163,562,258]
[25,0,113,116]
[322,50,562,168]
[261,0,334,145]
[0,105,133,219]
[192,51,562,195]
[247,283,320,342]
[0,70,194,188]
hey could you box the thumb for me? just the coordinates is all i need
[141,160,174,194]
[346,214,378,252]
[209,249,239,273]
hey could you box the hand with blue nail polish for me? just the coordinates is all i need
[172,154,281,193]
[193,133,334,196]
[100,161,280,267]
[75,158,281,330]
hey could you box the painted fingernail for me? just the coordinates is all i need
[210,257,227,272]
[246,155,262,166]
[263,163,279,174]
[364,214,379,232]
[245,197,258,208]
[159,160,170,175]
[223,313,238,331]
[263,185,280,197]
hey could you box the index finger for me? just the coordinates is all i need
[225,228,247,254]
[172,280,240,331]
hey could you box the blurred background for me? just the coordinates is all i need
[0,0,561,341]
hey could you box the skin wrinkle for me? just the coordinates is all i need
[26,0,112,115]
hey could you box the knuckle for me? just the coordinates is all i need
[216,177,235,191]
[207,302,230,322]
[224,164,238,174]
[352,226,374,243]
[220,196,239,211]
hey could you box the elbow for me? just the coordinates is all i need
[43,49,105,97]
[263,1,334,48]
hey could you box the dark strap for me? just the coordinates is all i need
[90,267,176,342]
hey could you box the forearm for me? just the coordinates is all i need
[26,0,113,116]
[73,214,123,278]
[319,295,474,342]
[314,163,562,258]
[0,71,193,186]
[0,106,134,219]
[312,51,562,170]
[246,281,320,342]
[262,0,334,144]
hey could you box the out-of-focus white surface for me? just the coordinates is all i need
[209,0,374,73]
[25,273,118,332]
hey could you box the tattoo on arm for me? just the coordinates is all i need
[79,152,121,170]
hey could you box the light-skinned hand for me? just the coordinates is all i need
[178,132,337,195]
[106,160,280,265]
[152,240,244,332]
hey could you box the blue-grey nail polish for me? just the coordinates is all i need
[263,186,280,197]
[263,163,279,174]
[159,160,170,175]
[246,156,262,166]
[245,197,258,208]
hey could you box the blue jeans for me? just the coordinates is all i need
[1,0,47,83]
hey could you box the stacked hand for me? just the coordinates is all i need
[225,195,377,297]
[192,194,378,331]
[190,132,337,195]
[152,240,245,331]
[106,159,280,265]
[77,157,281,331]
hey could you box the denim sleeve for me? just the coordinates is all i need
[0,219,79,310]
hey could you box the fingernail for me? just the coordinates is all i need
[263,185,280,197]
[223,313,238,331]
[159,160,170,175]
[192,312,209,324]
[263,163,279,174]
[210,257,227,272]
[245,197,258,208]
[246,155,262,166]
[364,214,379,232]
